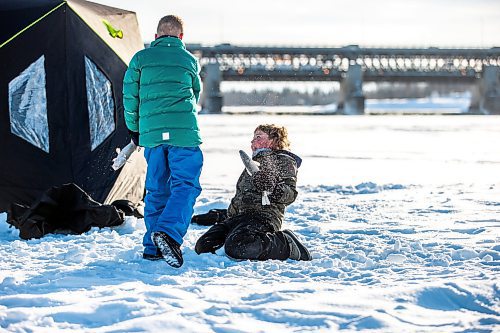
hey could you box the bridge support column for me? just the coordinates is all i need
[339,63,365,115]
[202,62,223,113]
[477,65,500,115]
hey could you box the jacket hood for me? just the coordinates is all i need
[253,149,302,168]
[277,150,302,168]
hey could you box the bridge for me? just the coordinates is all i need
[186,44,500,114]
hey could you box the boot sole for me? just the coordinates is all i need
[152,232,183,268]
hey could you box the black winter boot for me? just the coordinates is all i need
[152,231,183,268]
[283,229,312,261]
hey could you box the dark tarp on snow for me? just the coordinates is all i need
[7,183,126,240]
[0,0,146,213]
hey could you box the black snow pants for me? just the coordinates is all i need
[194,211,291,261]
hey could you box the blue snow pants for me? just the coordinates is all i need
[143,144,203,255]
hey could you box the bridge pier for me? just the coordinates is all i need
[339,63,365,115]
[201,62,223,113]
[477,65,500,115]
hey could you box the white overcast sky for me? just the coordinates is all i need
[95,0,500,47]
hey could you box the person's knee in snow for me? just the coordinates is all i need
[195,223,228,254]
[224,232,264,260]
[195,233,224,254]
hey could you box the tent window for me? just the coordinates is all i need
[85,56,115,151]
[8,55,49,153]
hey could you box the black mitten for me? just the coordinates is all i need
[128,130,140,146]
[252,171,276,192]
[191,209,228,226]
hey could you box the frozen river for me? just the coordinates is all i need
[200,114,499,187]
[1,114,499,332]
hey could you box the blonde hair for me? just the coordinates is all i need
[255,124,290,150]
[157,15,184,36]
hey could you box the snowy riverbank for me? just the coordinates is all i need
[222,94,472,115]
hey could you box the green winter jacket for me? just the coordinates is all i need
[123,36,202,147]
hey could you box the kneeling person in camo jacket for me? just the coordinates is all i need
[195,124,312,261]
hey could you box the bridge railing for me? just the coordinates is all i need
[187,44,500,81]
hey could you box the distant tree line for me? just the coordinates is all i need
[222,83,474,106]
[365,82,473,99]
[223,88,338,106]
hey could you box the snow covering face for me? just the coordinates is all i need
[0,114,499,332]
[251,129,274,152]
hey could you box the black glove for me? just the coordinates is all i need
[128,130,139,146]
[191,209,228,226]
[252,171,276,192]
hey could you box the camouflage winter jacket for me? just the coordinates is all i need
[227,149,302,227]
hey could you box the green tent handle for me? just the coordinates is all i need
[102,19,123,39]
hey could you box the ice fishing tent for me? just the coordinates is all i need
[0,0,146,212]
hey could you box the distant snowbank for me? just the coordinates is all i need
[301,182,406,195]
[366,93,471,114]
[222,104,338,115]
[221,93,471,115]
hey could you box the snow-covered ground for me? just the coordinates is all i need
[1,115,499,332]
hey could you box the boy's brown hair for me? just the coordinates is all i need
[157,15,184,36]
[255,124,290,150]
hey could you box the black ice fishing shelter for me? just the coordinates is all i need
[0,0,146,212]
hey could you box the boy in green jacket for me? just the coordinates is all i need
[123,15,203,268]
